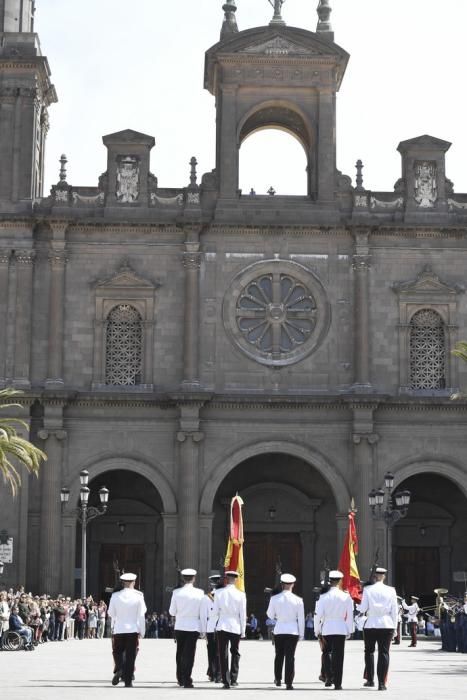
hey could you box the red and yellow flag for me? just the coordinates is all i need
[224,494,245,592]
[337,509,362,602]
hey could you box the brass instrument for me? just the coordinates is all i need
[433,588,464,622]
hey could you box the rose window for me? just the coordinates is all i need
[223,260,330,366]
[409,309,446,390]
[105,304,143,385]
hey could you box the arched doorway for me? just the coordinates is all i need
[393,472,467,605]
[77,470,163,610]
[211,453,338,618]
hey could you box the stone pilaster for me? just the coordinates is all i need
[46,248,67,387]
[181,247,201,386]
[351,403,379,578]
[352,230,372,390]
[317,88,336,201]
[37,417,67,595]
[13,249,35,387]
[175,401,205,569]
[0,250,11,383]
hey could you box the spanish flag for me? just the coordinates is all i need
[224,494,245,592]
[337,508,362,602]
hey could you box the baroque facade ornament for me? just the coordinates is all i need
[116,155,140,203]
[182,252,202,270]
[414,160,437,208]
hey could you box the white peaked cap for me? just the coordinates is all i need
[375,567,387,574]
[225,570,239,577]
[120,573,137,581]
[181,568,197,576]
[280,573,296,584]
[329,570,344,579]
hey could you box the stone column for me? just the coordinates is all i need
[352,404,379,578]
[176,429,204,569]
[46,248,67,387]
[352,230,372,390]
[182,248,201,387]
[218,86,238,197]
[0,250,10,382]
[37,426,67,594]
[13,249,35,386]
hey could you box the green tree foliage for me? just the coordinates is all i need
[0,389,47,496]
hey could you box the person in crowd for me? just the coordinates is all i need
[358,567,398,691]
[97,600,107,639]
[213,570,247,689]
[169,568,205,689]
[305,611,315,640]
[109,572,147,688]
[87,603,98,638]
[267,573,305,690]
[9,605,34,648]
[74,599,87,640]
[0,590,10,642]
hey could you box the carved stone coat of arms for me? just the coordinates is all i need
[116,156,140,203]
[414,160,437,208]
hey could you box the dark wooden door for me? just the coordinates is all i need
[395,547,440,598]
[244,532,302,627]
[99,544,145,597]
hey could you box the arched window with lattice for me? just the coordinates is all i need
[105,304,143,386]
[409,309,446,390]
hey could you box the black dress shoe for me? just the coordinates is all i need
[378,683,387,691]
[124,683,133,688]
[364,681,375,687]
[112,672,121,686]
[334,687,343,691]
[286,684,294,690]
[184,683,194,688]
[230,681,238,687]
[325,680,333,687]
[275,680,282,687]
[222,683,230,689]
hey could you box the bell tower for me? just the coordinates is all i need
[0,0,57,208]
[204,1,348,205]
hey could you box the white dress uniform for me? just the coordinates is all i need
[108,584,147,688]
[314,586,354,689]
[169,582,205,687]
[267,589,305,687]
[402,599,420,646]
[213,582,247,686]
[358,581,398,688]
[200,590,221,682]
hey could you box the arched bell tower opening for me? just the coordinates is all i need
[238,102,313,196]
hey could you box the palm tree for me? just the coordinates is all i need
[0,388,47,496]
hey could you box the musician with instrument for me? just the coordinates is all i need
[401,596,420,647]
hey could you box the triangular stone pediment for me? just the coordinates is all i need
[240,35,319,56]
[95,262,158,290]
[392,265,463,295]
[102,129,155,147]
[398,134,451,153]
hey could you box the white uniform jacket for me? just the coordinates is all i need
[213,583,247,636]
[200,592,218,634]
[358,581,398,629]
[314,587,354,637]
[401,601,420,622]
[108,588,147,636]
[266,590,305,638]
[169,583,205,633]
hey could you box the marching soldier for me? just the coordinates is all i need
[392,596,403,645]
[169,568,205,688]
[108,572,147,688]
[200,574,223,683]
[266,573,305,690]
[402,595,420,647]
[213,570,247,689]
[314,570,354,691]
[358,567,398,691]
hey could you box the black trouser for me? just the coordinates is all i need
[408,621,417,646]
[363,629,394,685]
[274,634,299,685]
[113,633,139,686]
[175,630,199,686]
[206,632,220,680]
[217,631,241,685]
[322,635,346,688]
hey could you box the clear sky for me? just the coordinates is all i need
[36,0,467,196]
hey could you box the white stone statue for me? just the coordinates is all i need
[116,156,140,203]
[414,161,437,208]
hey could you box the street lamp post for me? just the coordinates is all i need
[368,472,411,575]
[60,470,109,600]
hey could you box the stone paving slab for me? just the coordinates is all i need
[0,639,466,700]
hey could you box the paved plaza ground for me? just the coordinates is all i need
[1,638,465,700]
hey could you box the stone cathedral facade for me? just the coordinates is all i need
[1,1,467,611]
